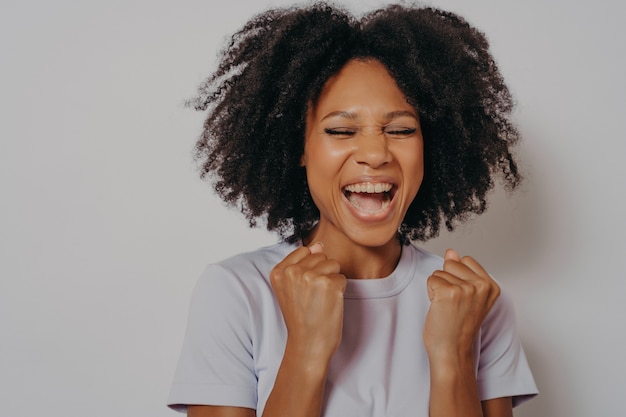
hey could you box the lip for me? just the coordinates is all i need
[341,175,399,221]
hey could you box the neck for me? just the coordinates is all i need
[303,225,403,279]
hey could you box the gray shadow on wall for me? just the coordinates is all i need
[513,339,572,417]
[420,143,549,280]
[420,139,562,416]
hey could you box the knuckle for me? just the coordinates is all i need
[474,279,488,293]
[426,274,439,288]
[447,285,462,301]
[319,277,333,290]
[429,270,443,281]
[301,270,317,283]
[328,259,341,271]
[308,252,325,263]
[307,274,331,291]
[332,275,348,294]
[269,268,282,284]
[337,274,347,285]
[492,281,502,298]
[462,283,477,297]
[283,264,300,277]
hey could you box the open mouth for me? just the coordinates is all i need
[342,182,396,214]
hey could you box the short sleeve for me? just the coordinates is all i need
[476,291,538,407]
[167,265,257,412]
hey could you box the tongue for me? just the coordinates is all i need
[348,192,384,211]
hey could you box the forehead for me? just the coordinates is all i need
[309,58,414,120]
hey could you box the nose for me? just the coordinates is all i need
[353,130,392,168]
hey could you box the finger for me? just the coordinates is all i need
[309,241,324,254]
[442,257,477,280]
[276,245,316,268]
[444,248,461,262]
[432,266,500,311]
[427,272,464,300]
[281,242,327,269]
[276,242,327,270]
[429,270,468,292]
[459,257,501,303]
[429,268,499,302]
[301,258,342,277]
[329,273,348,293]
[440,260,496,299]
[459,256,490,279]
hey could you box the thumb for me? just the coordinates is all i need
[444,248,461,262]
[309,241,324,254]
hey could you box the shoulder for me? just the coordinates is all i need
[217,241,298,277]
[409,244,444,264]
[404,244,445,279]
[184,241,297,339]
[191,241,297,306]
[199,241,297,285]
[480,286,518,343]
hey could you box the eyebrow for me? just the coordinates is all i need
[382,110,418,121]
[320,111,359,121]
[320,110,418,122]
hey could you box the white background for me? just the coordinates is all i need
[1,0,624,416]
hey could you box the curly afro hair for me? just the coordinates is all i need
[190,2,522,243]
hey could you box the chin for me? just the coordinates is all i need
[347,227,401,249]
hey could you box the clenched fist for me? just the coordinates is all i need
[423,249,501,361]
[270,242,347,363]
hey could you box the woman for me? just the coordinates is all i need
[168,3,538,417]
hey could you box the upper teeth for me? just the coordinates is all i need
[344,182,393,193]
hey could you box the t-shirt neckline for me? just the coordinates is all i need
[343,244,417,299]
[288,240,417,300]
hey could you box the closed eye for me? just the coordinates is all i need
[324,128,357,137]
[385,127,418,137]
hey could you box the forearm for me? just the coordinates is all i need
[261,342,330,417]
[263,243,345,417]
[428,350,483,417]
[425,251,506,417]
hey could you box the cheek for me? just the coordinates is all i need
[412,153,425,180]
[304,169,333,218]
[302,145,328,194]
[303,141,350,210]
[303,138,351,176]
[399,143,425,195]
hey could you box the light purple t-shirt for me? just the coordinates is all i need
[168,241,537,415]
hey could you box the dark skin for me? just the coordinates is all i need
[187,59,513,417]
[187,397,513,417]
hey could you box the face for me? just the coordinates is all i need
[302,59,424,249]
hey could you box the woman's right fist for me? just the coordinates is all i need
[270,243,347,362]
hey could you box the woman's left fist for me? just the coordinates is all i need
[423,249,501,360]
